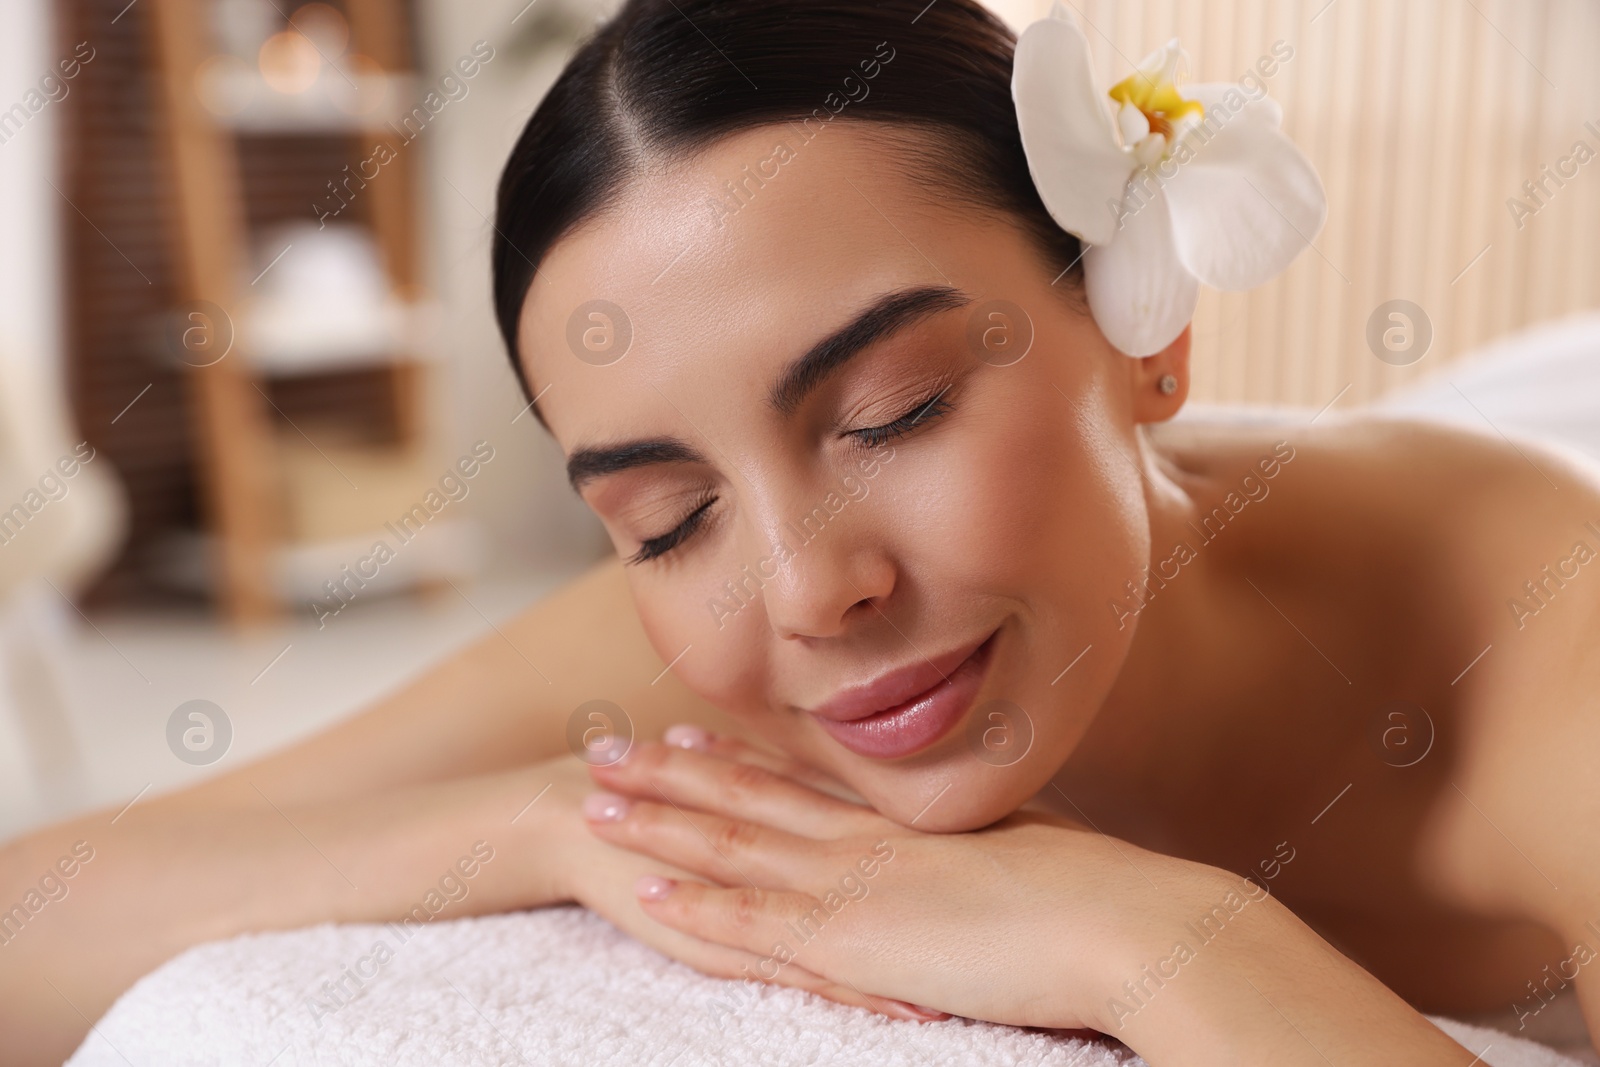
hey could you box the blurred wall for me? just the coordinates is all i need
[995,0,1600,407]
[0,0,63,379]
[415,0,612,579]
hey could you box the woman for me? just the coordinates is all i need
[6,0,1599,1063]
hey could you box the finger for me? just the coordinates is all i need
[633,877,944,1020]
[635,876,834,963]
[709,950,937,1024]
[580,864,934,1023]
[677,727,865,803]
[743,965,946,1024]
[592,741,880,839]
[607,892,920,1020]
[584,793,818,888]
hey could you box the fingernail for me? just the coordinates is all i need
[582,792,630,822]
[886,1000,945,1022]
[635,875,675,901]
[663,724,712,752]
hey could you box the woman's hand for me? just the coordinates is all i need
[525,748,933,1022]
[579,728,1223,1033]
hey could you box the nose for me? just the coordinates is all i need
[758,501,896,641]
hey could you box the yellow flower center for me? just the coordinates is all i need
[1108,44,1203,141]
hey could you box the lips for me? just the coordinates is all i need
[807,629,999,760]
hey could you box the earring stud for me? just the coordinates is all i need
[1157,373,1178,396]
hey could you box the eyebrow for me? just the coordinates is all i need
[768,284,971,416]
[564,284,970,491]
[567,438,706,492]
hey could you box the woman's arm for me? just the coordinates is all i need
[0,554,742,1065]
[188,553,740,807]
[0,760,576,1065]
[1111,886,1491,1065]
[585,738,1495,1065]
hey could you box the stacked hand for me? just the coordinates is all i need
[566,725,1227,1034]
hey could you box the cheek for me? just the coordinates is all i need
[632,576,773,718]
[851,374,1149,807]
[881,386,1150,623]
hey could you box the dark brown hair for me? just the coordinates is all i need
[492,0,1083,401]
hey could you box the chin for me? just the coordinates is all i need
[853,758,1054,833]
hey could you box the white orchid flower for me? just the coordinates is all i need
[1012,1,1327,357]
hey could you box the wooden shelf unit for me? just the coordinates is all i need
[144,0,433,624]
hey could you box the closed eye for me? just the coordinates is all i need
[626,494,717,565]
[848,387,954,449]
[625,388,953,565]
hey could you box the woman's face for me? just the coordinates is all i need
[521,123,1159,831]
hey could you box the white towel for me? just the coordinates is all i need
[67,905,1590,1066]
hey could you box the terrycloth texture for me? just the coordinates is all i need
[68,906,1589,1067]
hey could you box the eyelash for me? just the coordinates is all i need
[847,389,954,449]
[624,391,954,565]
[627,493,717,565]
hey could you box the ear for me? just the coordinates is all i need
[1128,323,1191,424]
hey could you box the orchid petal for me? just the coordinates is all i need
[1117,101,1150,146]
[1162,120,1327,290]
[1012,3,1132,246]
[1134,134,1167,167]
[1182,82,1284,131]
[1083,187,1198,357]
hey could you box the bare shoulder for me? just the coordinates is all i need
[1152,409,1600,558]
[1154,406,1599,491]
[1160,408,1600,918]
[1163,404,1600,657]
[1299,419,1600,952]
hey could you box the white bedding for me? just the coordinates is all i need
[1371,309,1600,464]
[66,906,1591,1066]
[69,313,1600,1065]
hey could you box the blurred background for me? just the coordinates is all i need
[0,0,1596,841]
